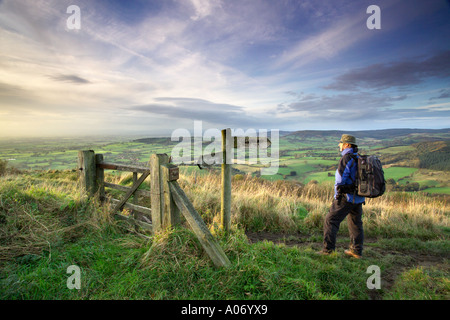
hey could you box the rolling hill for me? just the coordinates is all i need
[286,128,450,141]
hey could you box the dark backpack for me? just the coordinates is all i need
[356,155,386,198]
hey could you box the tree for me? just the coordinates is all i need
[386,178,396,185]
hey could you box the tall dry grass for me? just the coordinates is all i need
[0,171,113,263]
[176,170,449,239]
[15,168,445,243]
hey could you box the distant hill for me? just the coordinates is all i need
[134,137,173,145]
[134,129,450,144]
[134,130,293,144]
[415,140,450,171]
[286,128,450,140]
[285,128,450,171]
[372,139,450,171]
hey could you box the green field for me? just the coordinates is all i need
[1,130,449,195]
[374,145,416,154]
[383,167,418,181]
[303,171,335,184]
[423,187,450,194]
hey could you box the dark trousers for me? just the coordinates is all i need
[323,198,364,255]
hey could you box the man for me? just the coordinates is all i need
[318,134,365,259]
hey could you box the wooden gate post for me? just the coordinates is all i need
[150,154,169,233]
[95,153,105,202]
[78,150,97,197]
[162,163,181,228]
[221,128,232,232]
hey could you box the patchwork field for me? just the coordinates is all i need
[1,129,449,195]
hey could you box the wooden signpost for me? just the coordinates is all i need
[196,129,271,233]
[221,128,232,232]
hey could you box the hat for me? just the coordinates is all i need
[340,134,356,144]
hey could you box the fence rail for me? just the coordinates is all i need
[97,162,149,173]
[103,181,150,198]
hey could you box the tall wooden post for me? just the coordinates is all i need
[95,153,105,202]
[150,154,169,233]
[162,163,181,228]
[78,150,97,197]
[221,128,232,232]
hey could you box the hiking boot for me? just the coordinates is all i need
[316,249,334,256]
[344,249,362,259]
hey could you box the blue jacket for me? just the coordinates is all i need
[334,148,365,204]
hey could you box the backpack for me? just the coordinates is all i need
[355,155,386,198]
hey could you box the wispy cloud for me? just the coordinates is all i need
[187,0,222,21]
[429,88,450,101]
[277,90,450,125]
[0,82,27,96]
[129,97,272,128]
[49,74,91,84]
[275,18,366,69]
[277,91,404,119]
[325,51,450,91]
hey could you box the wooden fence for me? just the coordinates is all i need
[77,150,230,267]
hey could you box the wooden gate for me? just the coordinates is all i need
[78,150,230,267]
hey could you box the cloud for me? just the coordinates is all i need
[130,97,246,125]
[429,88,450,101]
[276,90,450,126]
[0,81,37,107]
[0,82,27,96]
[274,9,369,69]
[49,74,91,84]
[277,91,417,121]
[325,51,450,91]
[280,93,381,118]
[128,97,279,129]
[188,0,222,21]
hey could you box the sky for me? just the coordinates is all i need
[0,0,449,137]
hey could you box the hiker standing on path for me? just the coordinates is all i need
[318,134,365,259]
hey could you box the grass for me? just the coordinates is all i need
[0,226,372,300]
[0,169,448,300]
[384,267,449,300]
[423,187,450,195]
[303,171,335,184]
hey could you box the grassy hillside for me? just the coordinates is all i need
[416,141,450,171]
[0,169,448,300]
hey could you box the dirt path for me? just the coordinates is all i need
[245,231,448,300]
